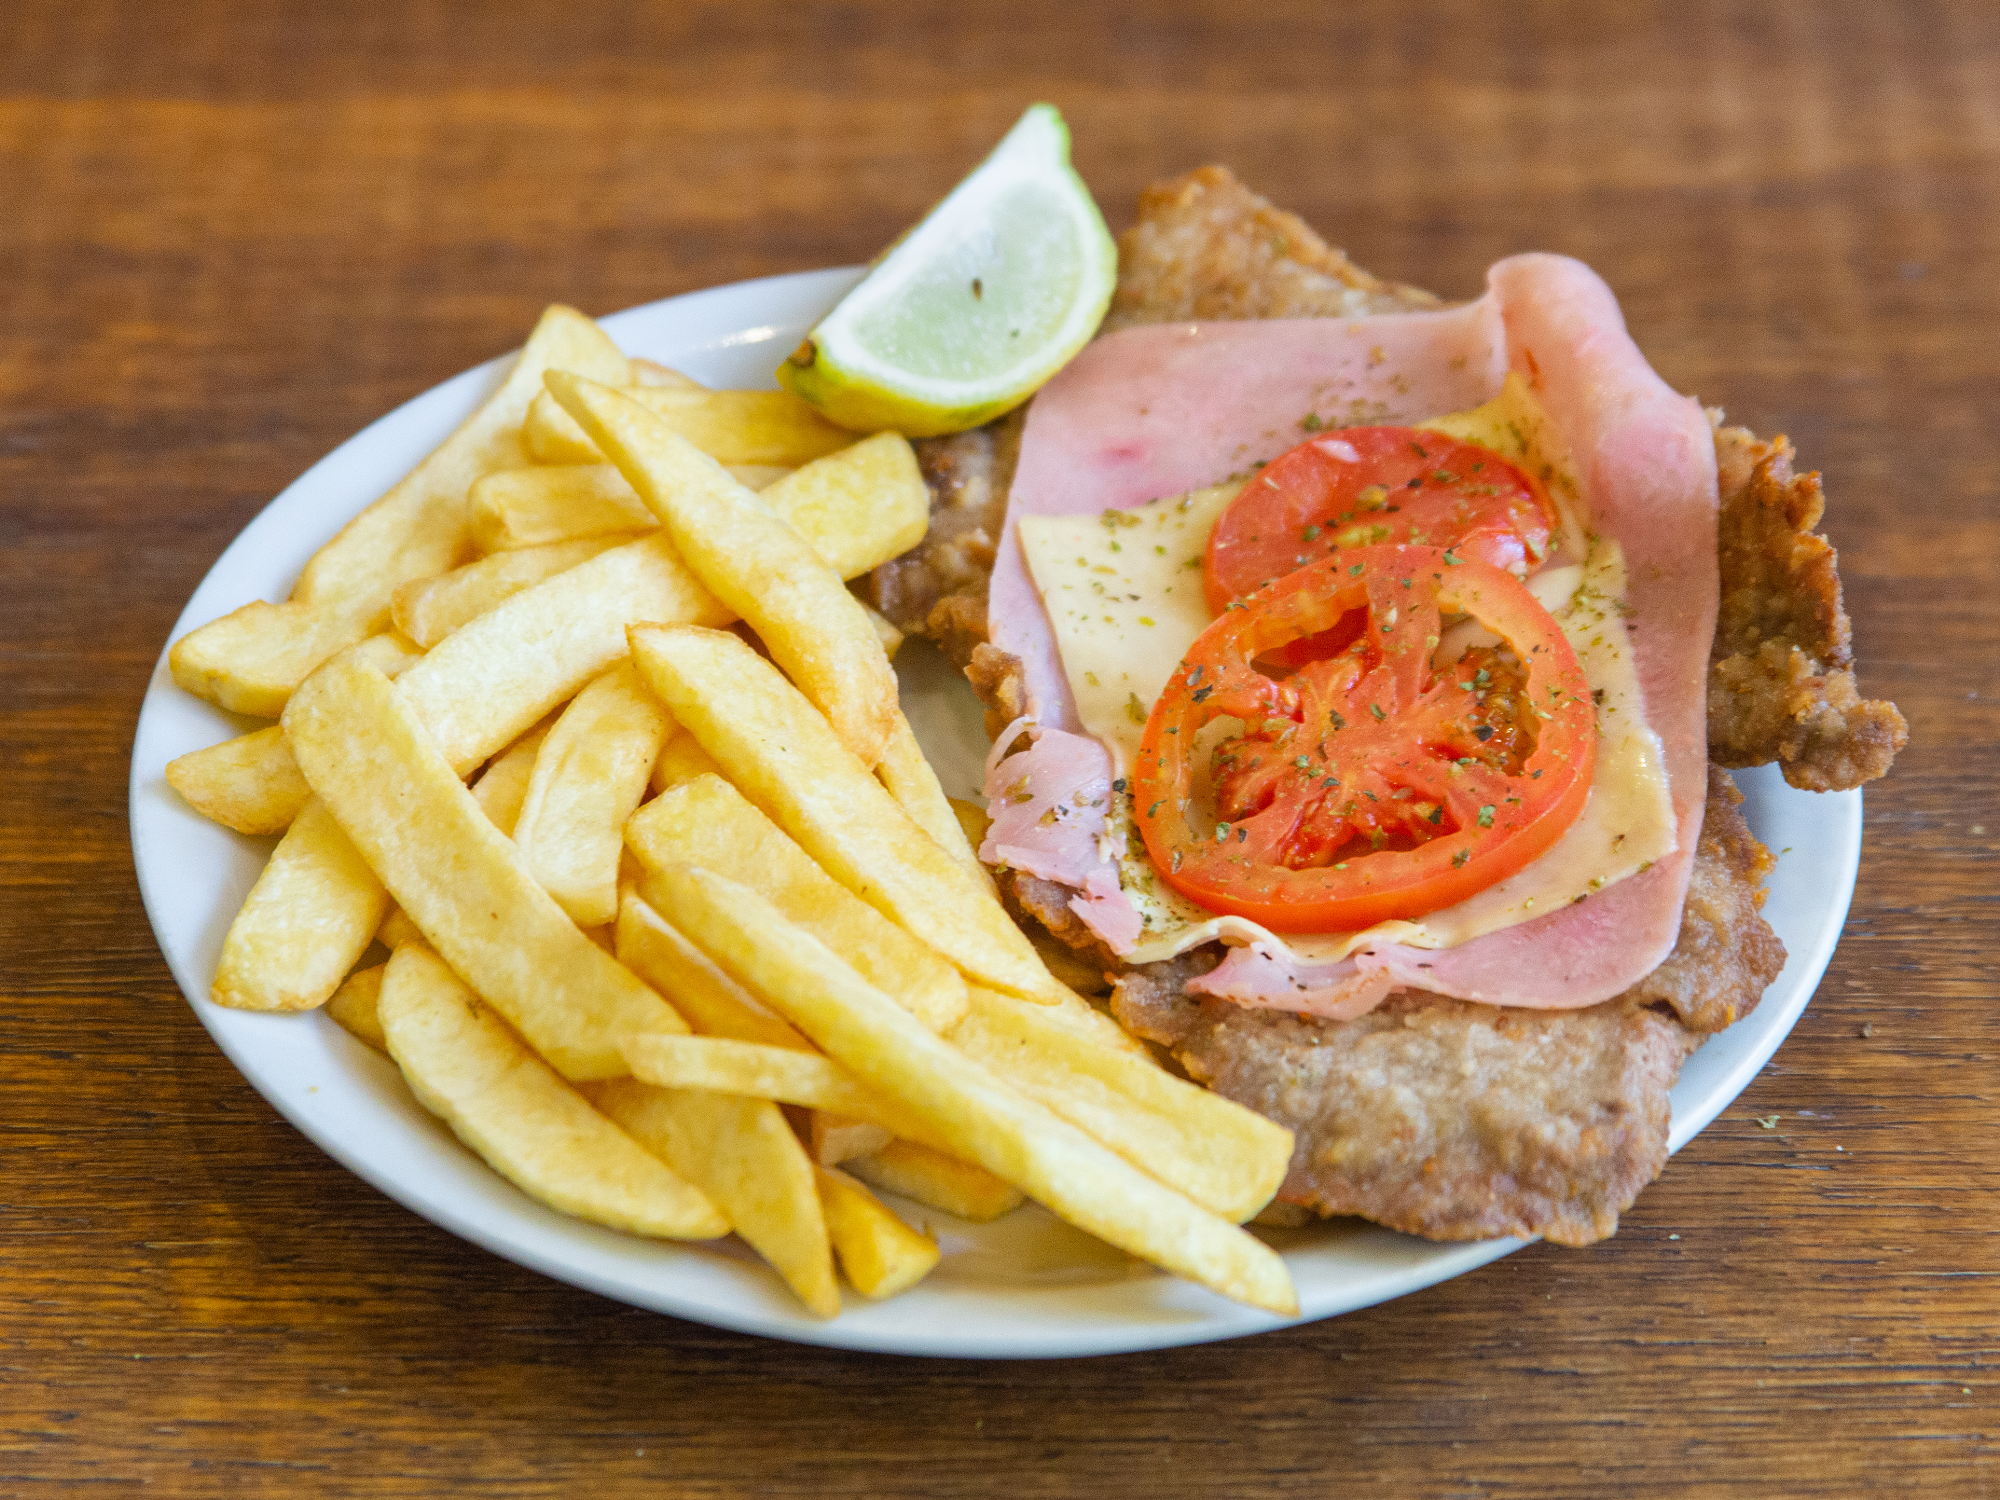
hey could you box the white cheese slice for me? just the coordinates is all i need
[1016,376,1678,966]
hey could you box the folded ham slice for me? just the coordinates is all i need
[978,719,1141,953]
[986,253,1719,1013]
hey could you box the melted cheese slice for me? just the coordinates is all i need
[1017,375,1679,966]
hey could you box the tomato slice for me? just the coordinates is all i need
[1203,427,1557,615]
[1133,545,1596,932]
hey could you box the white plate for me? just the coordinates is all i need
[129,268,1863,1358]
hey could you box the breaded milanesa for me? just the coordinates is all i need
[868,167,1898,1244]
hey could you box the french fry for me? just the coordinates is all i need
[378,945,725,1240]
[280,650,683,1076]
[875,710,990,888]
[647,731,722,795]
[722,463,796,491]
[811,1114,896,1167]
[586,1077,839,1317]
[625,774,969,1034]
[861,602,904,659]
[468,465,658,551]
[620,1032,898,1124]
[514,661,671,927]
[172,459,917,840]
[550,373,898,765]
[626,624,1058,1005]
[642,864,1298,1315]
[607,891,844,1314]
[165,724,311,835]
[614,888,809,1051]
[467,717,555,837]
[753,432,928,575]
[845,1139,1025,1223]
[614,891,878,1180]
[526,384,852,468]
[816,1166,940,1299]
[326,960,388,1052]
[376,904,425,951]
[391,535,638,648]
[167,598,383,719]
[949,987,1293,1223]
[169,305,631,715]
[211,799,391,1011]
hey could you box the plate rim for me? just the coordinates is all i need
[128,266,1864,1358]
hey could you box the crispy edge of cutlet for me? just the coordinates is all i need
[1105,165,1442,329]
[1708,423,1908,790]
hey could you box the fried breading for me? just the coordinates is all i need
[1107,771,1785,1245]
[1708,425,1908,790]
[1618,765,1788,1035]
[1104,166,1441,331]
[866,413,1022,672]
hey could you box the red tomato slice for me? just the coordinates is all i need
[1133,545,1595,933]
[1203,427,1557,615]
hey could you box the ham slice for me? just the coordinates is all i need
[991,253,1718,1012]
[978,720,1142,953]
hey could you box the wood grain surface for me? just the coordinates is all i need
[3,2,1994,1494]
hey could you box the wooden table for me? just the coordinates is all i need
[4,2,1993,1493]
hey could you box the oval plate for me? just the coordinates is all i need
[129,269,1862,1358]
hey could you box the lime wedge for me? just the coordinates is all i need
[778,104,1116,437]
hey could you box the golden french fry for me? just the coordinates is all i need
[167,598,383,719]
[281,650,683,1078]
[170,306,630,714]
[515,662,671,927]
[468,465,657,551]
[379,945,725,1240]
[643,864,1298,1315]
[377,904,425,951]
[625,774,968,1033]
[165,724,311,835]
[949,797,990,850]
[723,463,795,491]
[527,384,853,468]
[816,1166,940,1299]
[875,711,990,888]
[754,432,928,575]
[326,961,388,1052]
[399,535,721,778]
[586,1077,838,1317]
[467,717,555,837]
[626,625,1058,1005]
[211,799,391,1011]
[861,602,904,659]
[621,1032,893,1122]
[550,374,898,765]
[647,731,722,795]
[951,988,1293,1223]
[845,1140,1025,1223]
[392,535,637,648]
[810,1114,896,1167]
[614,889,812,1052]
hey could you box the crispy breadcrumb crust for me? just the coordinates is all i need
[1709,425,1909,790]
[1104,166,1441,330]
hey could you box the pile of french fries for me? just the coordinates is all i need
[164,305,1299,1318]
